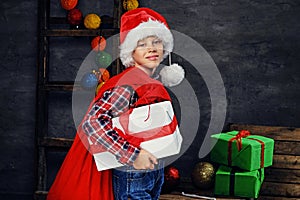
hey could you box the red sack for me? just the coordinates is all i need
[47,134,114,200]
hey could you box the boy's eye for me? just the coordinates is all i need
[137,43,146,47]
[136,38,162,48]
[153,39,162,45]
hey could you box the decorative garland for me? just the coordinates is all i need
[60,0,139,92]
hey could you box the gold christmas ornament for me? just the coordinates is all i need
[123,0,139,11]
[96,81,106,95]
[191,162,216,189]
[84,13,101,29]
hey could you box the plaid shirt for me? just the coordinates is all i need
[82,86,140,165]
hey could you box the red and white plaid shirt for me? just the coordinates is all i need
[82,86,140,165]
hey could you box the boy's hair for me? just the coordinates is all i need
[119,8,173,68]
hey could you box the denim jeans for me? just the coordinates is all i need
[112,160,164,200]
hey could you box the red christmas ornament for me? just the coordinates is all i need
[60,0,78,10]
[91,36,107,51]
[162,166,180,193]
[67,8,83,25]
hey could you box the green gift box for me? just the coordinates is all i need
[214,165,264,198]
[210,130,274,171]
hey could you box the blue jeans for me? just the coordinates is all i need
[112,161,164,200]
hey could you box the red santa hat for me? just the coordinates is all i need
[119,8,185,87]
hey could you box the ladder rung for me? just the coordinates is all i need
[34,190,48,200]
[41,29,119,37]
[44,82,76,91]
[38,137,73,148]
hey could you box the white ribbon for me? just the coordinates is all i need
[181,192,216,200]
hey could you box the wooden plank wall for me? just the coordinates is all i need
[229,124,300,200]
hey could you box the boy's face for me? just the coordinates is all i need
[132,36,164,75]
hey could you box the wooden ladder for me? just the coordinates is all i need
[34,1,123,199]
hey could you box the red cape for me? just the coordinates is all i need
[47,67,171,200]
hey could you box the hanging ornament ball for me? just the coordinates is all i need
[162,166,180,193]
[84,13,101,29]
[95,51,112,68]
[123,0,139,11]
[80,72,98,89]
[98,68,110,82]
[191,162,216,190]
[96,81,106,95]
[67,8,83,25]
[91,36,107,52]
[60,0,78,10]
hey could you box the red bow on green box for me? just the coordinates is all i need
[228,130,265,168]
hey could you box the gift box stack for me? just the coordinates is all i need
[210,130,274,198]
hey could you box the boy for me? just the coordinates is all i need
[85,8,183,200]
[47,7,183,200]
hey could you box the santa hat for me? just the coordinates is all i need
[119,8,185,87]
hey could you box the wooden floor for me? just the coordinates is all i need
[159,193,246,200]
[159,193,300,200]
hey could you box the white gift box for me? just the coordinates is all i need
[93,101,182,171]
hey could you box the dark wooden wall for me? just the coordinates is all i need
[0,0,299,199]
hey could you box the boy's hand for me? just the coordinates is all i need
[133,149,158,170]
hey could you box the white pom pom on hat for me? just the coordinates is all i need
[119,7,185,87]
[159,63,185,87]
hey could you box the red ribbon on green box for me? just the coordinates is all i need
[227,130,265,168]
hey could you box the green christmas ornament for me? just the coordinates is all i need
[95,51,112,68]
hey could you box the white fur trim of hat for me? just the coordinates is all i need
[119,19,173,68]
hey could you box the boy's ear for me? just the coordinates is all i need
[159,64,185,87]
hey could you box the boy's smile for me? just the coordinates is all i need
[146,54,159,61]
[132,36,164,76]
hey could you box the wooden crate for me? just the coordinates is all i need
[229,124,300,200]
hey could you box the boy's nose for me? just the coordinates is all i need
[147,44,157,51]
